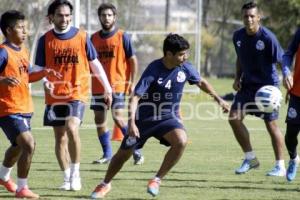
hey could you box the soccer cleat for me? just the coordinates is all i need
[286,160,299,181]
[15,186,39,199]
[266,165,286,177]
[134,156,145,165]
[0,178,17,193]
[93,157,111,164]
[235,158,260,174]
[147,179,161,197]
[58,180,71,191]
[70,176,81,191]
[91,183,111,199]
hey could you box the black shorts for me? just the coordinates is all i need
[44,100,85,126]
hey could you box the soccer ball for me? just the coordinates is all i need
[255,85,282,113]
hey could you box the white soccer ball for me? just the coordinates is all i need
[255,85,282,113]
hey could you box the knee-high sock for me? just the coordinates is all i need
[285,123,300,159]
[99,131,112,159]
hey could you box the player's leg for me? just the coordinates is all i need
[0,145,20,193]
[264,118,286,176]
[53,126,71,190]
[112,107,144,165]
[44,103,71,190]
[93,110,112,164]
[229,110,259,173]
[15,130,39,198]
[285,94,300,181]
[91,94,112,164]
[0,116,21,193]
[285,123,300,181]
[91,147,134,199]
[147,128,187,197]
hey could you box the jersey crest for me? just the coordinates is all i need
[256,40,265,51]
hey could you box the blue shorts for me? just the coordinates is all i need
[120,116,185,150]
[43,100,85,126]
[0,114,32,146]
[231,86,278,121]
[90,93,126,111]
[286,94,300,124]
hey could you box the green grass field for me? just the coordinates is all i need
[0,78,299,200]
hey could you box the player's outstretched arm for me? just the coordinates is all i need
[28,65,62,83]
[197,78,230,113]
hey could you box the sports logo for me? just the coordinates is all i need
[157,78,163,84]
[256,40,265,50]
[236,40,241,47]
[288,107,297,119]
[177,71,186,82]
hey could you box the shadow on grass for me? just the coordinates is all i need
[163,184,300,192]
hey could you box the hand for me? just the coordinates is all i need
[233,79,241,91]
[128,82,135,95]
[128,121,140,138]
[0,76,20,86]
[44,69,62,79]
[104,92,112,110]
[43,81,54,94]
[218,98,230,113]
[283,74,293,90]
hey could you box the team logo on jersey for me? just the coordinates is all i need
[157,78,163,84]
[256,40,265,50]
[177,71,186,82]
[288,107,297,119]
[236,41,241,47]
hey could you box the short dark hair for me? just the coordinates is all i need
[47,0,73,16]
[97,3,117,17]
[0,10,25,37]
[163,33,190,56]
[242,1,258,11]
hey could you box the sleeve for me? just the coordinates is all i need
[34,35,46,67]
[282,28,300,73]
[0,48,8,73]
[85,33,98,61]
[123,32,136,58]
[185,62,201,85]
[134,65,155,96]
[232,31,238,54]
[270,33,284,64]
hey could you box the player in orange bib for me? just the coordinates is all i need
[90,3,144,165]
[0,10,60,198]
[35,0,112,191]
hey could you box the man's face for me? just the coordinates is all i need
[50,5,72,31]
[99,9,116,31]
[242,8,260,34]
[167,50,189,67]
[7,20,27,46]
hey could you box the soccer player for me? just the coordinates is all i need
[282,28,300,181]
[90,3,143,165]
[0,10,61,198]
[228,2,290,176]
[90,33,230,199]
[35,0,112,191]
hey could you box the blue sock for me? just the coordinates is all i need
[120,125,128,136]
[99,131,112,159]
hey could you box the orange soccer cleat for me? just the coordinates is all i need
[91,183,111,199]
[0,178,17,193]
[15,186,39,199]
